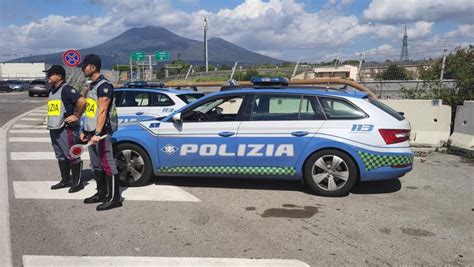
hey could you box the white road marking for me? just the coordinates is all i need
[14,181,201,202]
[0,106,46,267]
[11,124,46,129]
[0,129,12,267]
[19,118,44,122]
[9,129,48,134]
[11,152,89,160]
[26,114,46,117]
[9,137,51,143]
[22,256,309,267]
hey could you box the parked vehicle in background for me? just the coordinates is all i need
[7,80,26,91]
[28,79,50,97]
[114,87,205,123]
[0,80,12,93]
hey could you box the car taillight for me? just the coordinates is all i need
[378,129,410,144]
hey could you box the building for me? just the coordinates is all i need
[0,63,47,80]
[293,65,359,81]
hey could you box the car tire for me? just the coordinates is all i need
[114,142,153,187]
[28,92,33,97]
[304,149,358,197]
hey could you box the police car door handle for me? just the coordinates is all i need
[136,112,144,115]
[291,131,309,137]
[218,131,235,137]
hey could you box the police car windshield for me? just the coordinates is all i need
[177,93,205,104]
[194,98,226,113]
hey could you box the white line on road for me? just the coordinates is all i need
[22,256,309,267]
[9,129,48,134]
[19,118,44,122]
[14,181,201,202]
[26,114,46,117]
[9,137,50,143]
[11,124,46,129]
[0,106,45,267]
[11,152,89,160]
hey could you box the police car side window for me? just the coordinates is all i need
[117,91,150,107]
[152,93,175,107]
[250,94,323,121]
[318,97,366,120]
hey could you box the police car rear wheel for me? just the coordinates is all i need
[304,149,357,197]
[114,143,152,187]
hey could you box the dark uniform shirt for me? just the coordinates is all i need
[50,81,82,118]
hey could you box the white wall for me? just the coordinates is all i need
[0,63,46,80]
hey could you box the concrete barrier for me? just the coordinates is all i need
[449,101,474,153]
[381,99,451,148]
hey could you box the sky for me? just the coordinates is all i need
[0,0,473,63]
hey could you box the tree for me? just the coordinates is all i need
[378,64,410,80]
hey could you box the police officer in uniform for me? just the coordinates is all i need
[45,65,86,193]
[78,54,122,211]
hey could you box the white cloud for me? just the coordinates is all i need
[0,0,472,63]
[363,0,474,23]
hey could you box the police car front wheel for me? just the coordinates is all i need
[114,143,153,187]
[304,149,357,197]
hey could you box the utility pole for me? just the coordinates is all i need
[129,57,133,81]
[148,55,153,81]
[203,16,209,72]
[185,65,193,80]
[357,53,364,82]
[230,62,238,80]
[440,46,447,81]
[290,61,300,80]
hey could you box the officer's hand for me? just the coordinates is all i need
[91,135,101,145]
[65,114,79,124]
[80,132,89,143]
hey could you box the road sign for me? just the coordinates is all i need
[62,49,81,67]
[131,51,145,61]
[155,51,169,61]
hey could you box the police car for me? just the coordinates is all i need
[112,77,413,197]
[114,87,204,124]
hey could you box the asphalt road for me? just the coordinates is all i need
[1,92,473,266]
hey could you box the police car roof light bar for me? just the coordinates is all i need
[250,77,289,88]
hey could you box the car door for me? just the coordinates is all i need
[157,94,248,174]
[116,90,155,123]
[235,93,326,175]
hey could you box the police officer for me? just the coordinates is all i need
[45,65,86,193]
[78,54,122,211]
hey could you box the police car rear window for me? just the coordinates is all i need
[318,97,367,120]
[177,93,205,104]
[365,97,405,121]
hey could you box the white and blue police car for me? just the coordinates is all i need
[112,77,413,197]
[114,87,204,124]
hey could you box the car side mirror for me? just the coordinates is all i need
[172,113,182,123]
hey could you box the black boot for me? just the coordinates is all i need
[51,160,71,190]
[96,175,123,211]
[84,170,107,203]
[68,161,84,193]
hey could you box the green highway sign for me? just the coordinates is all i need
[155,51,169,61]
[131,51,145,61]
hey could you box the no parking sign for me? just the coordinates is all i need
[62,49,81,67]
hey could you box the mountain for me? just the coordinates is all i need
[9,26,284,68]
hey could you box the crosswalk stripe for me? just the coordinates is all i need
[19,118,44,122]
[9,130,48,134]
[11,152,89,160]
[11,124,46,129]
[9,137,50,143]
[22,256,309,266]
[14,181,201,202]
